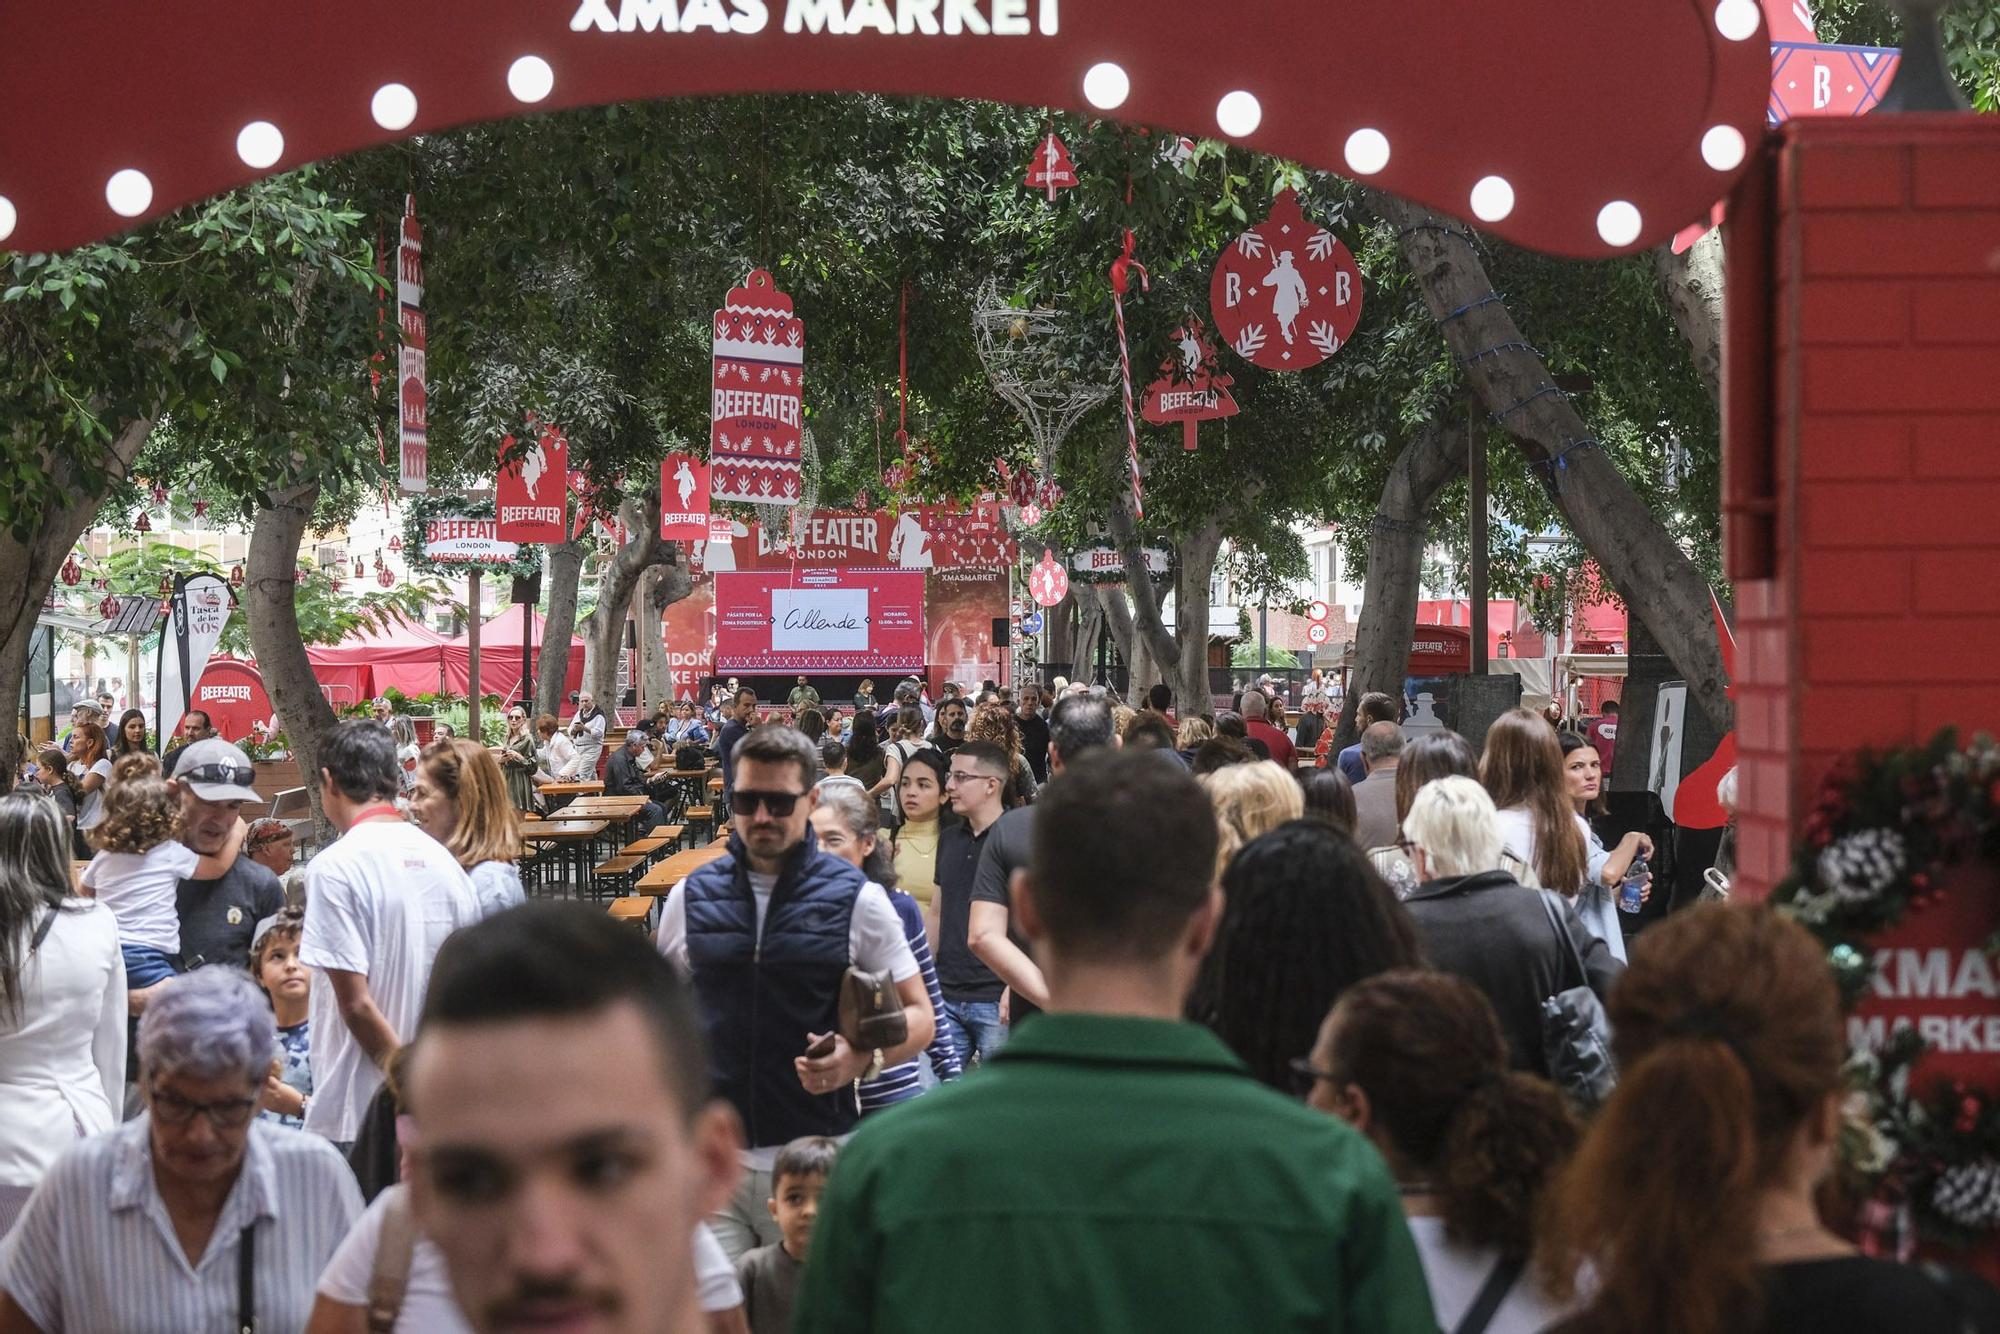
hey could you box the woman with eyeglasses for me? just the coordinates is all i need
[0,794,125,1237]
[1303,969,1579,1332]
[0,966,360,1331]
[494,707,536,812]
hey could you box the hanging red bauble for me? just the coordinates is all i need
[1209,189,1364,372]
[1023,132,1078,203]
[59,553,81,586]
[387,535,403,553]
[1037,479,1064,508]
[1028,548,1069,608]
[228,563,245,589]
[1019,503,1043,527]
[353,556,365,579]
[133,511,152,533]
[330,576,345,593]
[98,593,117,620]
[377,567,395,589]
[156,574,172,597]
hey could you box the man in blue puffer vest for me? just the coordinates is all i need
[657,724,935,1259]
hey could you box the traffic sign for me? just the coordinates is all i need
[1307,621,1330,645]
[1021,612,1044,635]
[1308,598,1330,622]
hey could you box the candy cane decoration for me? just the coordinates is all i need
[1109,228,1149,519]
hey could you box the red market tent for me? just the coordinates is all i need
[442,605,585,706]
[305,613,451,707]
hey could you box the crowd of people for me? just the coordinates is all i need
[0,672,1995,1333]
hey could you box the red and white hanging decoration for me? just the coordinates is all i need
[1109,229,1149,519]
[660,453,712,543]
[396,194,428,493]
[59,553,82,586]
[1028,547,1070,608]
[1023,131,1078,202]
[709,269,805,506]
[1143,316,1238,451]
[495,419,568,543]
[1209,188,1363,372]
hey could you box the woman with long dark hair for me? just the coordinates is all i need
[1308,969,1579,1331]
[1558,730,1653,912]
[0,792,124,1233]
[1538,906,2000,1332]
[111,707,149,763]
[1483,709,1621,957]
[1185,819,1419,1092]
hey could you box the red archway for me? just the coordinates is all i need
[0,1,1769,258]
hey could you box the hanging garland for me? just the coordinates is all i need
[400,494,543,583]
[1775,728,2000,1251]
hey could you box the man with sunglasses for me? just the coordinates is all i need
[656,725,934,1260]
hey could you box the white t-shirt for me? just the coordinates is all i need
[315,1184,473,1334]
[537,731,579,782]
[466,860,525,920]
[1405,1216,1573,1333]
[300,821,480,1141]
[693,1223,743,1313]
[70,758,113,830]
[1495,807,1625,963]
[657,863,920,1168]
[80,841,199,954]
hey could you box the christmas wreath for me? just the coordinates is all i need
[401,494,544,583]
[1775,729,2000,1250]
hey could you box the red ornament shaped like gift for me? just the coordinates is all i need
[1024,132,1078,203]
[1028,548,1069,608]
[1142,317,1239,451]
[710,269,806,507]
[1209,189,1363,372]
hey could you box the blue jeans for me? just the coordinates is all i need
[939,997,1007,1071]
[120,944,179,989]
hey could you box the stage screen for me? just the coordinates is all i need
[714,567,926,674]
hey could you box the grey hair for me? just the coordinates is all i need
[812,783,897,889]
[1401,775,1505,879]
[137,965,276,1087]
[1360,722,1406,762]
[1239,689,1268,718]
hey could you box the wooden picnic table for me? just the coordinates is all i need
[521,819,609,890]
[537,779,605,814]
[634,841,731,894]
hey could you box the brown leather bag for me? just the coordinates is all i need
[838,967,907,1052]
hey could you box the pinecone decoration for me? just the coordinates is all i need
[1932,1159,2000,1230]
[1815,828,1907,903]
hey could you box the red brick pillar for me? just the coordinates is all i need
[1728,115,2000,900]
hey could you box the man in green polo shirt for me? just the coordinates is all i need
[795,749,1437,1333]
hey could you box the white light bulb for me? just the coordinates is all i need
[1343,128,1390,176]
[1701,124,1747,171]
[0,196,14,244]
[371,83,418,131]
[1083,62,1130,111]
[508,55,555,104]
[1470,175,1516,223]
[1714,0,1760,42]
[1215,90,1262,139]
[105,169,153,218]
[1597,200,1643,248]
[236,121,285,169]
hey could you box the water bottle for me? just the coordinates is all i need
[1618,856,1648,914]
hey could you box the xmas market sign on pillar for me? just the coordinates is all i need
[710,269,806,505]
[495,424,568,542]
[660,453,712,542]
[396,195,428,493]
[1210,190,1362,372]
[1142,317,1238,451]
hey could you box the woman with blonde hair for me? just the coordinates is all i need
[1200,759,1304,875]
[1482,709,1624,959]
[409,738,525,919]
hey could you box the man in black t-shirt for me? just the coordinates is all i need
[933,742,1010,1068]
[1015,686,1051,784]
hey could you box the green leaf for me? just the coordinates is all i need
[210,354,228,384]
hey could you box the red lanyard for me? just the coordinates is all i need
[351,803,404,824]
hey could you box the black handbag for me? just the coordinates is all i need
[1535,889,1618,1108]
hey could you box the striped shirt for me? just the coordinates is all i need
[859,888,962,1112]
[0,1114,361,1332]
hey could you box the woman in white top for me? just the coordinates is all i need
[567,691,608,779]
[65,721,112,851]
[1481,709,1627,961]
[1306,969,1579,1334]
[532,713,578,788]
[1559,731,1654,921]
[409,739,526,920]
[0,793,125,1235]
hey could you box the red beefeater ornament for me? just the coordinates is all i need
[1024,132,1078,203]
[1210,189,1363,372]
[1028,548,1069,608]
[1142,316,1238,451]
[710,269,805,507]
[495,425,569,543]
[659,453,711,543]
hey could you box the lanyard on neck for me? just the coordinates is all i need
[352,803,403,825]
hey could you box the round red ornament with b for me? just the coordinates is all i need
[1029,548,1069,608]
[1209,188,1363,372]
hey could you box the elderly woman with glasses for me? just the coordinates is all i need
[0,966,360,1333]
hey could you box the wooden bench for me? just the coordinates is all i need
[607,896,652,927]
[682,805,715,844]
[591,855,643,895]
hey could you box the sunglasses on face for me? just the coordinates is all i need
[734,789,805,818]
[1288,1057,1342,1099]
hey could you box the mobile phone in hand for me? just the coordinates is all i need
[804,1033,837,1059]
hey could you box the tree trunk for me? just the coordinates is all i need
[585,491,688,712]
[535,538,586,720]
[1333,421,1463,749]
[635,568,670,714]
[466,571,483,741]
[1377,194,1732,727]
[0,419,152,792]
[1046,587,1076,671]
[1094,586,1138,687]
[1071,590,1105,686]
[246,480,339,839]
[1655,230,1725,406]
[1106,493,1235,718]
